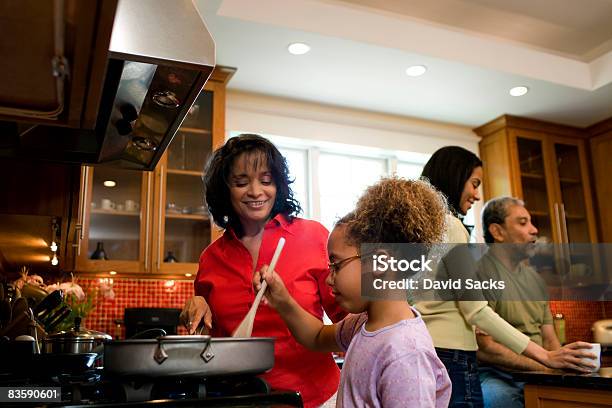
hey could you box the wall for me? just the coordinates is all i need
[226,90,479,156]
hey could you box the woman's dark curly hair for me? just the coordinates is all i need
[204,134,301,235]
[339,176,448,247]
[421,146,482,216]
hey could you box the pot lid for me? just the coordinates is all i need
[46,316,112,341]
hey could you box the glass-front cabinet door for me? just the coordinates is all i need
[550,138,597,243]
[152,90,215,275]
[512,131,557,243]
[510,131,597,245]
[77,166,153,272]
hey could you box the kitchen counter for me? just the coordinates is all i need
[513,367,612,407]
[512,367,612,391]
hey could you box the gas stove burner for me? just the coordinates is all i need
[0,369,303,407]
[113,376,272,402]
[52,369,103,386]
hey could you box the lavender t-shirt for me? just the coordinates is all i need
[335,307,451,408]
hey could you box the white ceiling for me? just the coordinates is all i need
[195,0,612,127]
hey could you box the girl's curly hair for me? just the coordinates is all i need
[340,176,448,246]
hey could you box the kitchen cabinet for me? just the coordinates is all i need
[475,115,598,244]
[0,159,80,274]
[588,117,612,243]
[524,384,612,407]
[68,68,235,278]
[0,0,117,129]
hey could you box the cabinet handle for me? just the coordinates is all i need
[559,203,569,244]
[144,172,152,272]
[157,165,164,269]
[553,202,572,275]
[553,203,561,244]
[73,166,89,256]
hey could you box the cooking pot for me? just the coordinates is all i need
[43,317,111,354]
[104,335,274,378]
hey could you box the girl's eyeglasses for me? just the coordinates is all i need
[328,255,361,274]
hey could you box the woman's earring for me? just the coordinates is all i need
[223,215,229,223]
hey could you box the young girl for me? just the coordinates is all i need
[254,177,452,408]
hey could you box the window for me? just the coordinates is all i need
[277,147,310,218]
[318,153,387,230]
[396,161,424,180]
[257,134,429,230]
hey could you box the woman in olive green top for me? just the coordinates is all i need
[416,146,592,408]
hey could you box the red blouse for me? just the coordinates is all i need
[194,214,346,408]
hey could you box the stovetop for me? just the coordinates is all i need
[0,370,303,407]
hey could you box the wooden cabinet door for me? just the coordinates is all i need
[508,129,559,243]
[151,89,216,276]
[590,132,612,242]
[75,165,154,274]
[548,136,598,243]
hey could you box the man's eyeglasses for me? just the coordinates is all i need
[328,255,361,274]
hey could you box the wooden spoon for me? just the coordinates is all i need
[232,237,285,338]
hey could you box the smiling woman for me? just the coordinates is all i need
[228,153,278,235]
[179,134,347,408]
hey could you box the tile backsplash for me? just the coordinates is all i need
[81,277,193,339]
[550,301,611,344]
[81,277,610,344]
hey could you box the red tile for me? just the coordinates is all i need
[549,301,611,343]
[81,278,194,339]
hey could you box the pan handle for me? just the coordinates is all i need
[153,340,168,364]
[153,335,214,365]
[200,338,214,363]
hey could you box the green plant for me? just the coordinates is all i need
[49,279,114,333]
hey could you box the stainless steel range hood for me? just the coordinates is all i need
[0,0,216,170]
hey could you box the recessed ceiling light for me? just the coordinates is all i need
[405,65,427,77]
[109,271,117,275]
[103,180,116,187]
[287,42,310,55]
[509,86,529,97]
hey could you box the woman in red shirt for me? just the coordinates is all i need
[180,134,346,407]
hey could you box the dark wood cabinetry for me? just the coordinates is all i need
[0,159,81,274]
[588,118,612,243]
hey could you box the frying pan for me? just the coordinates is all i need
[104,335,274,378]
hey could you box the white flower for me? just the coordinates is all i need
[26,274,45,288]
[98,280,115,300]
[59,282,86,301]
